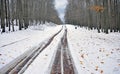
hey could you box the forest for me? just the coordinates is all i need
[0,0,120,34]
[0,0,62,33]
[65,0,120,33]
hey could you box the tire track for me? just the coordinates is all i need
[51,27,76,74]
[0,38,28,48]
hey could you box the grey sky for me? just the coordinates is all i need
[55,0,68,22]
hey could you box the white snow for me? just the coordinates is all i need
[66,25,120,74]
[0,25,62,69]
[0,24,120,74]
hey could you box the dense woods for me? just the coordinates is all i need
[65,0,120,33]
[0,0,62,33]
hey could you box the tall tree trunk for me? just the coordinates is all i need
[1,0,5,32]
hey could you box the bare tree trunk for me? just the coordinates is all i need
[1,0,5,32]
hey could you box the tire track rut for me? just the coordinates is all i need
[51,27,76,74]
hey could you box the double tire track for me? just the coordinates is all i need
[51,27,76,74]
[0,27,63,74]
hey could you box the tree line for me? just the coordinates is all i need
[0,0,62,33]
[65,0,120,33]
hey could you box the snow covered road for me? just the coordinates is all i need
[0,26,63,74]
[23,26,65,74]
[51,27,76,74]
[0,25,62,69]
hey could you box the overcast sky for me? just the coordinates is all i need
[55,0,68,22]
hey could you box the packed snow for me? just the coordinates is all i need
[67,25,120,74]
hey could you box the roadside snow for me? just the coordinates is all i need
[67,25,120,74]
[0,25,62,69]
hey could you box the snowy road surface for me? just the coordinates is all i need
[0,25,120,74]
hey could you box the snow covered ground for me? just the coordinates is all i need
[0,24,120,74]
[0,25,62,69]
[67,25,120,74]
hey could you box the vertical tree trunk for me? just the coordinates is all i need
[1,0,5,32]
[7,0,11,31]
